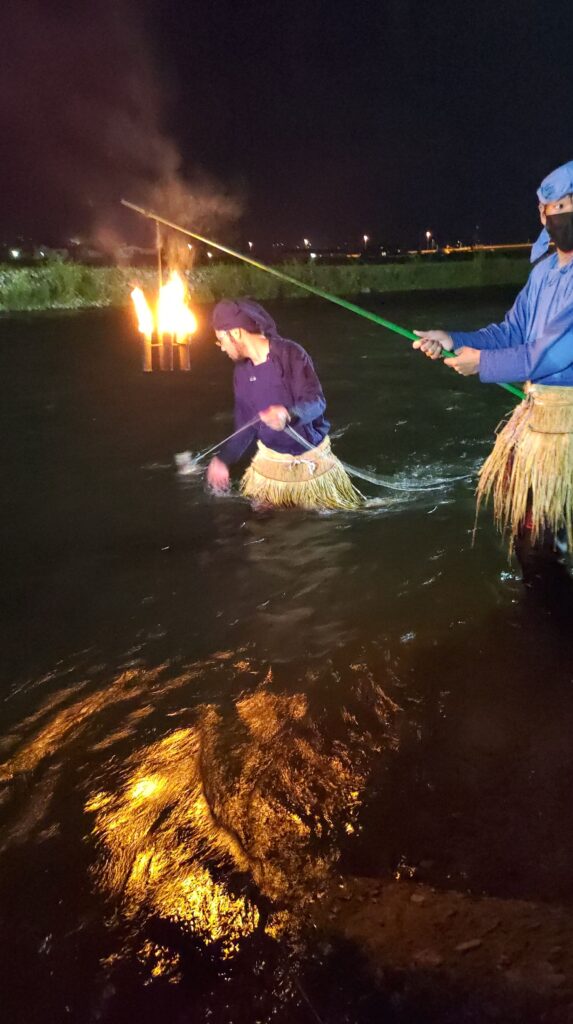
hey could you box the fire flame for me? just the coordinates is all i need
[131,286,154,341]
[130,271,197,344]
[157,271,197,343]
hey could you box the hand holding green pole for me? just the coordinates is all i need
[121,199,525,402]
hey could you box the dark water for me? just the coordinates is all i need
[1,293,573,1023]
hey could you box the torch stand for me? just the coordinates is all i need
[178,342,191,371]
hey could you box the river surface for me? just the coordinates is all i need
[1,292,573,1023]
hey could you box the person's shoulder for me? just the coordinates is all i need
[274,337,310,362]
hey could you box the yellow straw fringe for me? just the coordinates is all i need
[476,383,573,548]
[241,436,364,510]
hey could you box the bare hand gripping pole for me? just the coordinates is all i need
[121,199,525,403]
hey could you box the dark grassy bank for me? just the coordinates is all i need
[0,255,530,311]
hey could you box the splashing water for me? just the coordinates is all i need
[174,451,203,476]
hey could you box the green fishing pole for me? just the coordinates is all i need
[121,199,525,402]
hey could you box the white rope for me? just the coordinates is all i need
[175,417,260,474]
[284,425,472,493]
[176,417,472,492]
[196,416,260,461]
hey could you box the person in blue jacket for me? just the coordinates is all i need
[413,160,573,574]
[206,299,363,510]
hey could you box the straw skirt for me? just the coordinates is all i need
[241,436,363,510]
[476,383,573,548]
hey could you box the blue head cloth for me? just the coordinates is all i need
[531,159,573,262]
[212,298,280,340]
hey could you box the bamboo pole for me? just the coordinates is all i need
[122,200,525,402]
[142,335,153,372]
[155,219,163,291]
[158,334,168,371]
[155,221,167,370]
[178,341,191,372]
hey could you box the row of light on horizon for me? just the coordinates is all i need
[184,232,436,257]
[240,235,390,252]
[287,232,434,250]
[5,230,440,262]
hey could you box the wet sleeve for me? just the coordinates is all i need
[287,349,327,426]
[217,381,258,466]
[479,302,573,384]
[449,285,529,353]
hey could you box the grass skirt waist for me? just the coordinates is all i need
[476,382,573,548]
[241,436,364,510]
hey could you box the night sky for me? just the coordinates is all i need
[2,0,573,248]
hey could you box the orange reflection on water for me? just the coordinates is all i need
[87,724,260,954]
[0,669,149,781]
[84,683,397,954]
[1,654,397,961]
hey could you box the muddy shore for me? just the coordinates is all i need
[306,875,573,1022]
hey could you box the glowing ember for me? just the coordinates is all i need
[130,271,197,347]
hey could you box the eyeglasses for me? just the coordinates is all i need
[215,331,232,348]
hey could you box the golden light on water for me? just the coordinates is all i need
[0,654,397,966]
[86,723,262,955]
[82,688,390,954]
[150,863,259,949]
[130,775,165,801]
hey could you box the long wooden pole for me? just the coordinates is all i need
[155,220,163,291]
[155,220,168,370]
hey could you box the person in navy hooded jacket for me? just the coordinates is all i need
[206,299,363,511]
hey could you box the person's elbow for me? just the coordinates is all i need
[290,396,325,424]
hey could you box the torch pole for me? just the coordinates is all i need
[143,333,153,373]
[121,199,525,403]
[155,220,163,292]
[155,220,167,370]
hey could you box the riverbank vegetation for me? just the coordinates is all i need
[0,255,530,311]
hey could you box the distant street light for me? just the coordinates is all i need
[207,251,213,259]
[425,230,432,247]
[303,238,311,248]
[363,234,369,247]
[248,241,253,251]
[310,252,317,259]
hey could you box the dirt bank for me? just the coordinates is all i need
[310,876,573,1022]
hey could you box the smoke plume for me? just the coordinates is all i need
[0,0,241,246]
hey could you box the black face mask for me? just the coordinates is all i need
[545,211,573,252]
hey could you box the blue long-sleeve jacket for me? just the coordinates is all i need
[218,336,330,465]
[449,254,573,385]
